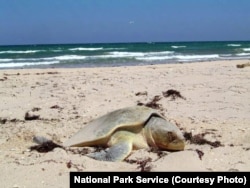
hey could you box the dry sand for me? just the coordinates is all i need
[0,60,250,187]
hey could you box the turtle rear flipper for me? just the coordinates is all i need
[86,141,132,162]
[30,136,63,153]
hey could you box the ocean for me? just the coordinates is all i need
[0,41,250,69]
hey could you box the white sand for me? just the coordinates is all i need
[0,60,250,188]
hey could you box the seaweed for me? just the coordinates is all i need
[148,147,168,158]
[243,147,250,151]
[0,118,7,124]
[183,132,222,148]
[24,107,41,120]
[50,105,63,110]
[66,161,72,168]
[135,91,148,96]
[0,77,7,81]
[25,113,40,121]
[162,89,186,100]
[236,63,250,68]
[137,95,163,110]
[30,140,63,153]
[195,149,204,160]
[35,72,59,75]
[126,158,152,172]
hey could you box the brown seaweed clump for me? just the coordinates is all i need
[30,136,63,153]
[0,77,7,81]
[162,89,186,100]
[25,107,41,121]
[126,157,152,172]
[135,91,148,96]
[195,149,204,160]
[29,140,63,153]
[137,95,163,110]
[183,132,222,148]
[236,63,250,68]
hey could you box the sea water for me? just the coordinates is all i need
[0,41,250,69]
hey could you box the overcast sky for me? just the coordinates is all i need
[0,0,250,45]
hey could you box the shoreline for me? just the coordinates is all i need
[0,59,250,187]
[1,58,250,71]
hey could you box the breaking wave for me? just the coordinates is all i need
[227,44,241,47]
[0,50,44,54]
[1,41,250,69]
[0,61,60,68]
[171,46,186,49]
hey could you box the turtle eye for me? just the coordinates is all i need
[167,132,176,142]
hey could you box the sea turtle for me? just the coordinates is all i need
[63,105,185,162]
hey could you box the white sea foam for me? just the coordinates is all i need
[105,48,126,50]
[147,51,174,55]
[95,51,220,62]
[44,55,86,61]
[242,48,250,51]
[102,51,173,58]
[171,46,186,49]
[0,50,44,54]
[137,54,220,61]
[69,47,103,51]
[0,55,86,64]
[137,56,173,61]
[175,54,219,60]
[96,52,145,58]
[220,54,233,57]
[0,61,60,68]
[227,44,241,47]
[109,51,144,56]
[0,57,42,62]
[236,53,250,56]
[0,58,13,62]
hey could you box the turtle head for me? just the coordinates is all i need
[156,131,185,151]
[145,116,185,151]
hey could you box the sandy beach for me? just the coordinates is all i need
[0,59,250,187]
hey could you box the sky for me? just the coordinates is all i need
[0,0,250,45]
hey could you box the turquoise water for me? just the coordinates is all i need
[0,41,250,69]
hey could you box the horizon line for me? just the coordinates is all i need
[1,39,250,47]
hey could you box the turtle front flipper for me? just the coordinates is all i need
[86,141,133,162]
[87,140,133,162]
